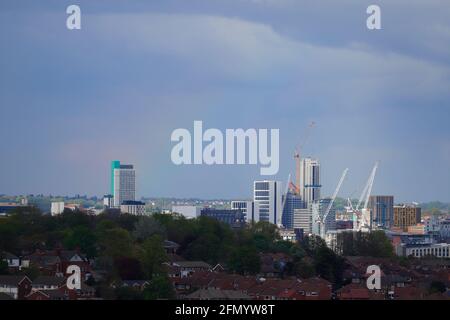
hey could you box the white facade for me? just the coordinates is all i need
[253,180,282,225]
[103,195,113,208]
[404,243,450,258]
[439,219,450,239]
[2,255,20,268]
[424,216,440,233]
[0,286,18,299]
[50,202,65,216]
[293,206,313,234]
[120,202,146,215]
[279,229,297,242]
[171,205,201,219]
[231,200,259,223]
[113,165,136,207]
[299,158,321,204]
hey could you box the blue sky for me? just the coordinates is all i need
[0,0,449,202]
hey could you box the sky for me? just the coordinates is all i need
[0,0,449,202]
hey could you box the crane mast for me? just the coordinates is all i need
[353,162,379,231]
[318,168,348,239]
[363,162,378,210]
[294,121,315,196]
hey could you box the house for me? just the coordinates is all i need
[0,275,32,299]
[166,253,185,264]
[23,248,91,279]
[171,271,217,294]
[259,253,292,278]
[58,250,91,280]
[111,280,150,291]
[211,264,226,272]
[246,278,299,300]
[163,240,180,254]
[23,252,62,275]
[62,283,97,300]
[26,289,67,301]
[337,283,372,300]
[32,276,66,291]
[172,261,211,276]
[294,277,332,300]
[185,287,251,300]
[391,285,425,300]
[1,252,20,270]
[164,264,182,278]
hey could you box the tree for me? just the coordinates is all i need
[250,221,280,252]
[293,259,315,279]
[228,246,260,275]
[63,225,97,257]
[97,227,135,259]
[114,257,144,280]
[182,217,234,264]
[314,246,345,284]
[366,231,394,258]
[0,260,9,275]
[143,274,175,300]
[429,281,446,294]
[21,265,41,280]
[336,230,394,258]
[271,240,294,254]
[0,222,17,253]
[133,216,165,242]
[140,235,168,279]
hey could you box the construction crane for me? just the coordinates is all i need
[293,121,316,196]
[353,161,379,231]
[317,168,349,239]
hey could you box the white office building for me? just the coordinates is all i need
[171,205,201,219]
[120,201,146,216]
[103,195,113,208]
[50,202,65,216]
[402,243,450,258]
[299,158,321,204]
[113,164,136,207]
[253,180,282,225]
[231,200,259,223]
[293,206,313,234]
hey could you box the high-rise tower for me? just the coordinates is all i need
[111,160,136,207]
[299,157,321,204]
[253,180,282,225]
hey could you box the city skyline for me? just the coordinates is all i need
[1,1,449,202]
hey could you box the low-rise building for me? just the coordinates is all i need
[393,205,421,231]
[401,243,450,258]
[1,252,20,270]
[171,205,201,219]
[120,200,146,215]
[0,275,32,300]
[200,208,245,228]
[172,261,211,276]
[440,218,450,239]
[51,201,65,216]
[32,276,66,291]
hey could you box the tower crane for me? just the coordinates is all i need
[353,161,379,231]
[293,121,316,196]
[317,168,349,239]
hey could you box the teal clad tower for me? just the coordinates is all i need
[111,160,120,195]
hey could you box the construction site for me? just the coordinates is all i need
[281,121,382,246]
